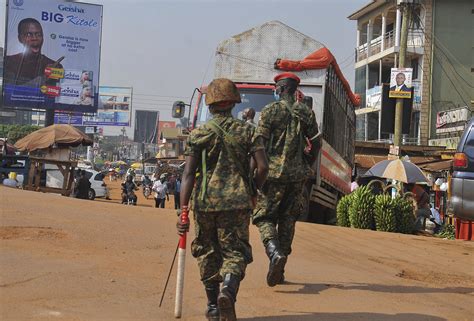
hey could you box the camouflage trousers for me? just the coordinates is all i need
[191,210,253,287]
[252,181,305,256]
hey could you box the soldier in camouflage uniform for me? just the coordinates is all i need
[177,78,268,321]
[252,72,320,287]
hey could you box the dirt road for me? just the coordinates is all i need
[1,185,473,321]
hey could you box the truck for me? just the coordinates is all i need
[173,21,358,223]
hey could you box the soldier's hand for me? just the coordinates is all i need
[176,215,190,235]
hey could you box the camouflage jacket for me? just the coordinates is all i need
[256,97,319,182]
[185,112,263,212]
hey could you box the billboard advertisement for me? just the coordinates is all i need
[2,0,103,112]
[389,68,413,99]
[134,110,159,143]
[83,86,132,126]
[54,86,132,126]
[158,121,176,142]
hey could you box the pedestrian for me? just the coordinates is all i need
[152,175,169,208]
[351,175,360,192]
[174,176,181,209]
[406,183,431,230]
[2,172,18,188]
[176,78,268,321]
[252,72,320,287]
[76,170,91,200]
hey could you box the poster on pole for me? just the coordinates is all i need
[2,0,103,112]
[389,68,413,99]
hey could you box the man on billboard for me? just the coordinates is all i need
[4,18,63,87]
[389,72,411,92]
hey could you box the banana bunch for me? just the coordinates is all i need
[336,194,352,227]
[374,194,398,232]
[393,196,415,234]
[349,186,375,230]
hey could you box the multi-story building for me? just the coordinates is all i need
[348,0,472,148]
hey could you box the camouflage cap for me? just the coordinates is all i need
[205,78,241,106]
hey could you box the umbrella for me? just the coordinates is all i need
[14,124,93,152]
[364,159,429,184]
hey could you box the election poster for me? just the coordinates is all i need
[2,0,103,112]
[388,68,413,99]
[54,86,132,126]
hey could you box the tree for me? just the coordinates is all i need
[0,125,41,144]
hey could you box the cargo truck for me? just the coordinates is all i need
[173,21,358,223]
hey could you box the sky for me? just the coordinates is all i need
[0,0,367,134]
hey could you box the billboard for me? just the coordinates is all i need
[2,0,103,112]
[158,121,176,142]
[134,110,159,143]
[54,86,132,126]
[83,86,132,126]
[389,68,413,99]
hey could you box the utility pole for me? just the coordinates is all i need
[393,2,412,147]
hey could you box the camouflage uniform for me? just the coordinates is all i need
[253,96,318,256]
[185,111,263,286]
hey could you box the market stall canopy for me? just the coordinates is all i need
[14,125,93,152]
[364,159,429,184]
[130,162,143,169]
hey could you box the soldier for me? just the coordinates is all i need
[252,72,320,287]
[177,78,268,321]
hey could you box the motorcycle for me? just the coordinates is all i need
[121,183,138,206]
[143,184,152,199]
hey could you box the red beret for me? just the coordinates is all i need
[274,72,300,84]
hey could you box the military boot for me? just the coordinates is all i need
[265,239,287,287]
[205,283,220,321]
[217,274,240,321]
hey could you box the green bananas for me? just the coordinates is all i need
[348,186,375,230]
[374,194,398,232]
[336,194,352,227]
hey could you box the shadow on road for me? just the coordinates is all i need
[276,282,473,295]
[240,312,447,321]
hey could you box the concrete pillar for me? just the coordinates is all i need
[356,28,361,47]
[378,110,382,140]
[381,13,386,51]
[395,8,401,47]
[366,64,370,92]
[367,20,373,56]
[379,59,383,85]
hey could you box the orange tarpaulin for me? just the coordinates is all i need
[274,47,361,107]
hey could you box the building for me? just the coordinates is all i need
[348,0,472,148]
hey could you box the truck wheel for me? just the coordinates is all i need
[88,188,96,200]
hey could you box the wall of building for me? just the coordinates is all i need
[430,0,473,138]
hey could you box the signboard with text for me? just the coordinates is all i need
[2,0,103,112]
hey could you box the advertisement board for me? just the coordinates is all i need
[54,86,132,126]
[389,68,413,99]
[83,86,132,126]
[2,0,103,112]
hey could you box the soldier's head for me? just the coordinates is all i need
[205,78,241,114]
[395,72,406,86]
[274,72,300,99]
[17,18,44,55]
[243,108,256,121]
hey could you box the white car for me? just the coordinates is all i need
[83,170,110,200]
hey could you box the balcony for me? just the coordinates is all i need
[356,29,423,63]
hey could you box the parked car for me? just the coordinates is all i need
[451,117,474,221]
[83,170,109,200]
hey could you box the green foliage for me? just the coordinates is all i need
[0,124,41,144]
[349,186,375,230]
[374,194,398,232]
[435,223,455,240]
[336,194,352,227]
